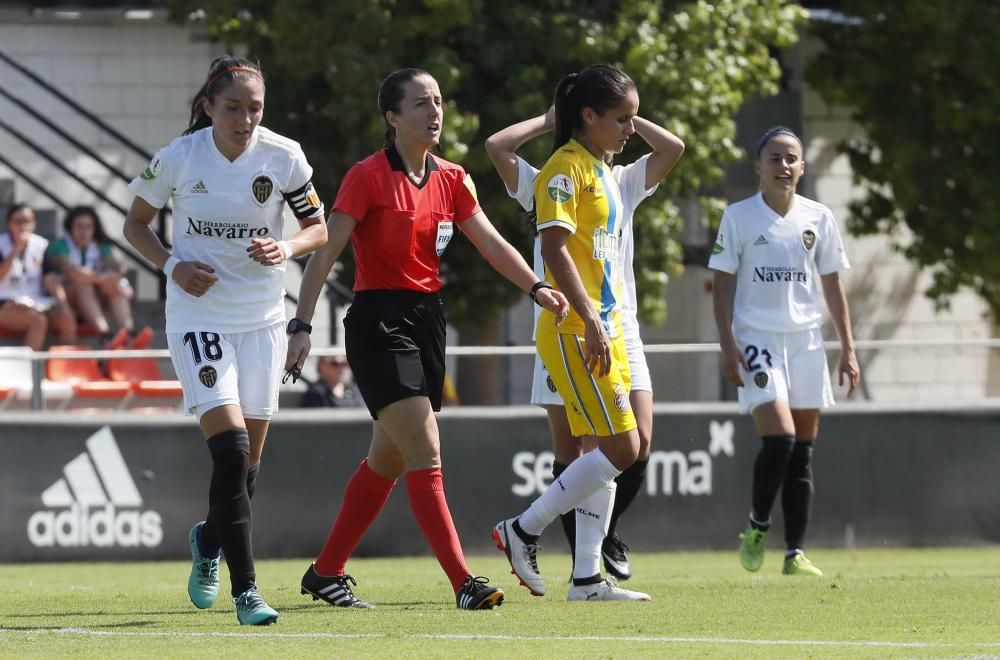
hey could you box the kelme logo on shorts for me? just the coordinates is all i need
[754,372,769,388]
[27,427,163,548]
[546,375,557,393]
[546,174,574,203]
[199,365,218,388]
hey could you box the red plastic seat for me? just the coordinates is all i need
[107,356,183,398]
[45,345,132,400]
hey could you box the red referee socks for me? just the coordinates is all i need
[406,468,470,592]
[314,459,395,577]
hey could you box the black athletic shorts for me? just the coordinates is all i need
[344,290,446,419]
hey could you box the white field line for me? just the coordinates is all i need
[0,628,998,649]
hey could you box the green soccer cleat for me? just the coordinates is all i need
[234,586,279,625]
[187,522,220,609]
[782,552,824,576]
[738,525,768,572]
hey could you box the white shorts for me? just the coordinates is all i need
[529,323,651,407]
[734,325,833,414]
[167,322,287,419]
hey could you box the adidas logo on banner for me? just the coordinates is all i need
[753,235,769,245]
[27,427,163,548]
[191,180,208,193]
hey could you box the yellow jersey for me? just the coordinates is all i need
[534,139,624,337]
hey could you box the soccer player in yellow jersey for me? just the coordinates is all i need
[494,65,655,602]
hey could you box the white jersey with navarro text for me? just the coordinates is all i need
[128,126,323,334]
[506,154,658,340]
[708,192,850,332]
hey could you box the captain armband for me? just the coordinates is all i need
[282,181,325,220]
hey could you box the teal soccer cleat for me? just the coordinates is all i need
[187,522,220,609]
[234,586,279,625]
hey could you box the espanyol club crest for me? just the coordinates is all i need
[199,365,218,388]
[251,174,274,205]
[754,372,769,388]
[613,383,630,413]
[801,229,816,251]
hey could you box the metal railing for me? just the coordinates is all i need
[9,337,999,411]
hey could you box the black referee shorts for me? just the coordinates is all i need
[344,290,446,419]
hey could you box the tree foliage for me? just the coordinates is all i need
[168,0,802,326]
[808,1,1000,319]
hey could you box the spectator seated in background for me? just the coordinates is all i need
[47,206,135,341]
[0,204,76,350]
[301,355,363,408]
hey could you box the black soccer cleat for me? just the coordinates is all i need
[602,533,633,581]
[456,575,504,610]
[300,563,375,609]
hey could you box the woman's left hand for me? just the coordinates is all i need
[536,288,569,325]
[247,238,286,266]
[838,348,861,397]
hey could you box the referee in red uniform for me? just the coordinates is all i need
[287,68,568,610]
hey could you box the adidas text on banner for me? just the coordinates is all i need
[27,427,163,549]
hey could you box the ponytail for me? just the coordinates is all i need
[550,73,579,155]
[184,56,264,136]
[547,65,635,156]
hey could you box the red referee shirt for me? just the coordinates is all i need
[333,145,481,293]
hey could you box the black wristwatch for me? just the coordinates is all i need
[286,318,312,335]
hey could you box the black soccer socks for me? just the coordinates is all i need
[206,428,255,597]
[782,440,815,551]
[751,434,795,528]
[246,464,259,500]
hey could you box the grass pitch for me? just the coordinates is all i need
[1,547,998,658]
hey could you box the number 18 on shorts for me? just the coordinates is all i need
[167,323,287,419]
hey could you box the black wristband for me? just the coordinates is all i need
[530,280,554,304]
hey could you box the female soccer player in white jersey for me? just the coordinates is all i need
[124,56,328,625]
[485,104,683,586]
[708,126,860,577]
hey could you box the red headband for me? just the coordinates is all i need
[206,66,262,90]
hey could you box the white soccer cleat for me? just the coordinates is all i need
[492,518,545,596]
[567,577,651,602]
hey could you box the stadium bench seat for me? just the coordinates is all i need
[107,356,183,399]
[45,345,132,406]
[0,346,73,408]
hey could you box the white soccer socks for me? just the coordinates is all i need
[573,478,617,581]
[518,448,622,537]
